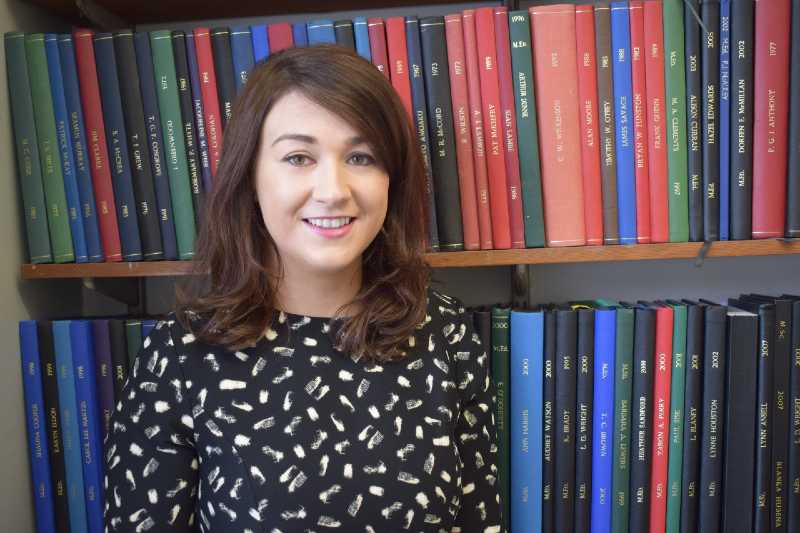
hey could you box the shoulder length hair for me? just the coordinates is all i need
[176,44,431,362]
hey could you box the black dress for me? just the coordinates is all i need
[103,289,504,532]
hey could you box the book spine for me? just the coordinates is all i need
[701,0,721,241]
[665,303,687,533]
[661,0,690,242]
[595,3,621,245]
[419,16,465,251]
[4,33,53,263]
[475,7,512,249]
[404,16,440,252]
[90,319,114,442]
[612,307,634,533]
[491,307,511,532]
[172,31,205,228]
[210,28,236,130]
[555,308,578,532]
[44,34,88,263]
[575,5,606,247]
[529,4,587,247]
[267,22,293,52]
[729,0,754,240]
[367,19,390,80]
[575,309,595,533]
[543,310,557,532]
[788,300,800,532]
[19,321,57,533]
[150,30,198,260]
[773,300,793,532]
[629,2,652,244]
[462,9,494,249]
[649,305,674,533]
[292,23,308,47]
[630,306,656,532]
[444,14,480,251]
[230,25,255,93]
[334,20,356,51]
[133,32,179,261]
[193,28,223,178]
[250,24,269,63]
[752,0,791,238]
[685,0,704,241]
[24,34,75,263]
[719,0,731,240]
[58,34,104,262]
[113,31,164,262]
[92,33,143,262]
[591,308,616,532]
[385,17,414,124]
[788,0,800,237]
[109,319,128,400]
[185,33,213,196]
[681,303,705,532]
[306,19,335,44]
[353,18,371,62]
[642,1,670,243]
[493,7,525,249]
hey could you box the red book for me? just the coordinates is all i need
[367,18,390,80]
[629,1,652,244]
[193,28,223,177]
[493,7,526,248]
[462,9,493,249]
[385,17,414,126]
[529,4,586,247]
[643,0,669,243]
[474,7,512,249]
[575,5,605,246]
[267,23,293,53]
[72,29,122,262]
[444,14,480,251]
[649,304,674,533]
[752,0,791,238]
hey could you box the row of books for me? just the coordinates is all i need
[19,318,155,533]
[7,1,800,264]
[474,293,800,532]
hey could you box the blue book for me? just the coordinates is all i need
[510,310,544,533]
[44,34,88,264]
[57,34,104,262]
[185,33,213,195]
[70,320,104,533]
[52,321,89,533]
[230,25,255,94]
[141,318,157,340]
[93,33,143,261]
[133,32,179,260]
[251,23,269,62]
[610,2,638,244]
[293,22,308,47]
[307,19,336,45]
[19,321,57,533]
[353,17,371,61]
[591,308,617,533]
[719,0,731,241]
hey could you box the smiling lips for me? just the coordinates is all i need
[303,216,356,238]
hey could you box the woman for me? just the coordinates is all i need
[104,44,503,532]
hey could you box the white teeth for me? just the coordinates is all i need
[306,217,352,229]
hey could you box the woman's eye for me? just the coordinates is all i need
[284,154,312,166]
[348,153,376,166]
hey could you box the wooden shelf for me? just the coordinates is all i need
[20,239,800,279]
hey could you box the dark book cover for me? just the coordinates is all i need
[781,296,800,532]
[334,20,356,50]
[543,309,557,533]
[109,319,128,402]
[684,0,704,241]
[185,33,213,196]
[555,307,578,532]
[210,27,236,129]
[90,319,114,441]
[472,307,492,368]
[491,306,511,532]
[574,308,594,533]
[788,0,800,237]
[701,0,720,241]
[612,304,635,533]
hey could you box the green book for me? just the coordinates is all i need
[24,33,74,262]
[5,32,52,263]
[662,0,690,242]
[124,319,142,369]
[665,302,688,533]
[612,306,634,533]
[508,11,546,248]
[149,30,196,260]
[491,306,510,531]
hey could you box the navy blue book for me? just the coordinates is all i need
[251,24,269,62]
[57,34,103,262]
[701,0,721,241]
[610,2,638,244]
[543,310,557,532]
[334,20,356,51]
[719,0,731,240]
[93,33,143,261]
[353,17,371,61]
[575,308,595,533]
[230,25,255,94]
[210,27,236,128]
[19,321,57,533]
[44,34,88,263]
[141,318,157,340]
[133,32,179,260]
[555,308,578,532]
[592,307,616,532]
[293,23,308,47]
[307,19,336,45]
[186,32,214,195]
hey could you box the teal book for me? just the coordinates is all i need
[665,302,688,533]
[612,305,634,533]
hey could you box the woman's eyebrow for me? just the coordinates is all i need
[271,134,366,147]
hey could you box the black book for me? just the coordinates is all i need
[36,321,71,533]
[788,1,800,237]
[685,0,704,241]
[630,305,656,532]
[172,31,205,227]
[112,30,164,261]
[333,20,356,51]
[554,307,577,533]
[543,309,556,533]
[698,300,728,533]
[472,307,492,368]
[418,16,464,251]
[729,0,754,240]
[701,0,720,241]
[574,308,594,533]
[210,27,236,129]
[721,306,758,533]
[779,295,800,532]
[109,319,129,401]
[681,300,706,532]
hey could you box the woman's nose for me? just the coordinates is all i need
[311,160,352,204]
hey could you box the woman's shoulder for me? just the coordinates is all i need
[425,287,467,320]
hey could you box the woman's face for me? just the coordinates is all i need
[254,90,390,279]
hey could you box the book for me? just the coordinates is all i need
[385,17,414,124]
[555,307,578,532]
[292,22,308,47]
[210,27,236,129]
[649,304,674,533]
[230,25,254,93]
[192,28,223,178]
[684,0,704,242]
[109,319,128,401]
[367,18,389,79]
[612,305,634,533]
[592,307,616,532]
[90,319,114,440]
[788,0,800,238]
[701,0,721,241]
[491,307,511,532]
[267,22,293,52]
[333,20,355,51]
[575,308,595,533]
[719,0,731,241]
[306,19,335,45]
[664,301,687,533]
[353,17,371,61]
[543,310,556,532]
[628,1,652,245]
[250,24,268,63]
[185,32,214,195]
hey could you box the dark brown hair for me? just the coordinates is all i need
[175,44,430,362]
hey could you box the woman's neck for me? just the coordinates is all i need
[273,263,363,318]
